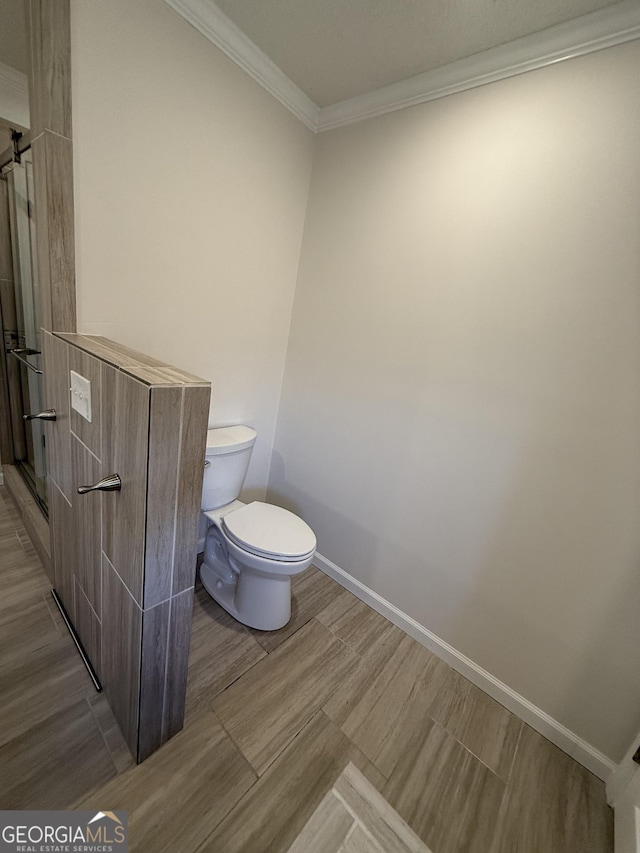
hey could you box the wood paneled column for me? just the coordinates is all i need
[43,332,211,762]
[26,0,76,334]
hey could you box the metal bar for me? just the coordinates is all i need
[9,348,43,375]
[50,589,102,692]
[0,131,32,173]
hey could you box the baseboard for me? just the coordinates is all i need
[314,551,615,782]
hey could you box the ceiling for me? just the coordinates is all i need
[212,0,622,107]
[0,0,637,134]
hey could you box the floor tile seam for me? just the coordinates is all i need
[320,623,408,702]
[210,620,309,697]
[424,713,510,786]
[333,779,424,853]
[249,704,327,778]
[501,719,525,787]
[43,591,66,638]
[365,655,438,733]
[238,707,347,789]
[0,523,35,540]
[16,526,36,546]
[263,618,361,680]
[315,597,361,635]
[200,704,261,785]
[2,530,35,559]
[309,638,368,722]
[401,717,509,853]
[313,607,360,649]
[188,643,268,703]
[0,590,50,612]
[84,696,122,782]
[324,621,371,663]
[336,721,392,787]
[319,652,420,744]
[340,818,361,848]
[0,532,36,549]
[340,630,406,664]
[184,728,266,851]
[13,528,29,552]
[84,699,135,778]
[206,702,263,780]
[485,756,518,853]
[365,677,424,756]
[250,612,318,655]
[331,787,376,842]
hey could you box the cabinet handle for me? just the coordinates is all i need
[77,474,122,495]
[23,409,56,421]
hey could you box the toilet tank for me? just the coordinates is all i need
[201,425,257,510]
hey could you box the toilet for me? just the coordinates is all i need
[198,425,316,631]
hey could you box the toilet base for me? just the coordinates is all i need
[199,561,292,631]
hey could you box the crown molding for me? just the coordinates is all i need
[317,0,640,131]
[0,60,29,130]
[164,0,640,134]
[163,0,320,130]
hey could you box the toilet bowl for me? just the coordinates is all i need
[199,426,316,631]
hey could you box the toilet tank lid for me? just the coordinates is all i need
[206,425,257,456]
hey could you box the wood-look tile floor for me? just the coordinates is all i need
[0,485,613,852]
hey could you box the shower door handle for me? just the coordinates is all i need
[24,409,56,421]
[77,474,122,495]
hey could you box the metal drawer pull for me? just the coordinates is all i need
[77,474,122,495]
[24,409,56,421]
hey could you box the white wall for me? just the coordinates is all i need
[70,0,315,497]
[270,41,640,763]
[0,60,29,131]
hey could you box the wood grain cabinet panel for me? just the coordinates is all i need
[101,364,149,606]
[74,578,102,681]
[138,599,171,761]
[101,553,142,757]
[173,385,211,596]
[48,480,75,620]
[144,387,182,608]
[70,435,102,617]
[46,334,210,763]
[162,588,195,743]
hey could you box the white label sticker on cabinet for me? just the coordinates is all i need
[70,370,92,423]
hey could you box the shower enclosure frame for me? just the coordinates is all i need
[0,131,49,515]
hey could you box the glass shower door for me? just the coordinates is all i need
[3,151,48,512]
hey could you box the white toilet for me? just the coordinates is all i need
[198,425,316,631]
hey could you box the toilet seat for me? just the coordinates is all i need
[222,501,316,562]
